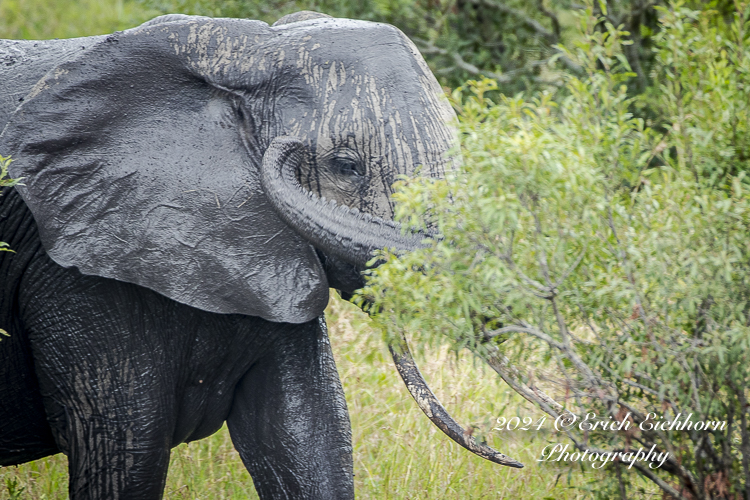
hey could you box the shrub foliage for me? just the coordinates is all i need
[360,2,750,498]
[0,155,19,254]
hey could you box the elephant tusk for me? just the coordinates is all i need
[388,332,524,468]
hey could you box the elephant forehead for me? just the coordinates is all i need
[288,74,455,178]
[278,21,459,177]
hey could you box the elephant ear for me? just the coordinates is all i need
[0,18,329,324]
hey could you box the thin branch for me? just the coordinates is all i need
[536,0,561,40]
[552,245,587,290]
[414,38,563,87]
[479,343,574,421]
[629,460,689,500]
[619,377,665,399]
[615,401,698,487]
[489,318,606,402]
[531,210,553,287]
[604,204,653,342]
[467,0,584,75]
[466,0,556,41]
[577,304,600,339]
[415,38,513,83]
[730,378,750,498]
[490,247,553,297]
[485,325,564,349]
[552,298,571,349]
[553,49,584,75]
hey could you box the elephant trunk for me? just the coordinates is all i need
[261,136,522,468]
[260,136,427,268]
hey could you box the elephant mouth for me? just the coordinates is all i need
[260,136,523,468]
[313,249,364,299]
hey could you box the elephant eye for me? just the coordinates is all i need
[332,157,365,178]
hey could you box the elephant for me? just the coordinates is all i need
[0,11,521,499]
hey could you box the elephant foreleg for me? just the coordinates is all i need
[227,316,354,500]
[39,354,173,500]
[24,275,175,500]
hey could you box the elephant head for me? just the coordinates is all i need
[1,13,455,321]
[0,13,521,468]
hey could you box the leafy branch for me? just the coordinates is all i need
[364,3,750,498]
[0,155,19,254]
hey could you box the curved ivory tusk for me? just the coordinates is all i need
[388,333,524,468]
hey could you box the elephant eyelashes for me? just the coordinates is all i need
[331,157,365,178]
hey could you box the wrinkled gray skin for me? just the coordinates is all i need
[0,12,457,499]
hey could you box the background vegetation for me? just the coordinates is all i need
[2,0,749,498]
[361,2,750,499]
[0,0,156,38]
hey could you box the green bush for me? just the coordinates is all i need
[0,155,18,339]
[361,2,750,498]
[646,1,750,184]
[0,155,19,254]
